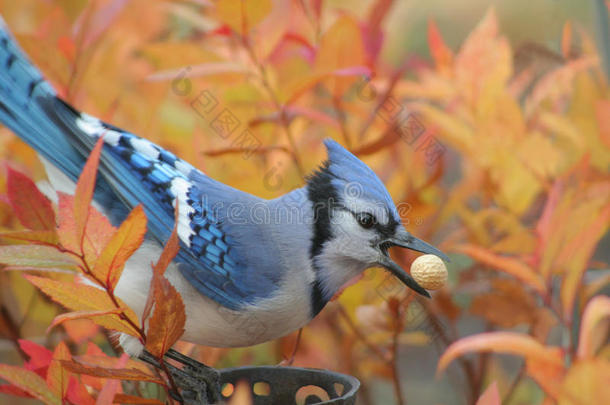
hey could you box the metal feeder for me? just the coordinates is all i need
[218,366,360,404]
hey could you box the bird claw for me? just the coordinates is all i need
[139,349,221,405]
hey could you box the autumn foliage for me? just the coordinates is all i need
[0,1,609,404]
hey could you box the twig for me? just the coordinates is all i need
[280,328,303,366]
[502,361,526,405]
[336,304,389,362]
[390,311,405,405]
[332,95,352,148]
[357,60,411,141]
[238,34,305,176]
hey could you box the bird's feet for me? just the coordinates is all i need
[139,349,220,404]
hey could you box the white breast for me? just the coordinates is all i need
[114,241,314,354]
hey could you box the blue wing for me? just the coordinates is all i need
[0,17,272,310]
[44,102,272,310]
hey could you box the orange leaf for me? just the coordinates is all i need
[438,332,563,372]
[57,36,76,63]
[561,21,572,59]
[314,15,366,96]
[476,381,500,405]
[6,167,56,231]
[0,245,77,270]
[60,359,162,385]
[73,137,105,249]
[62,318,100,344]
[145,277,186,358]
[559,202,610,320]
[48,309,126,333]
[143,206,184,358]
[66,377,95,405]
[0,230,59,245]
[25,275,140,336]
[428,20,454,73]
[57,193,116,269]
[216,0,273,35]
[438,332,565,398]
[577,295,610,360]
[457,244,546,293]
[142,208,180,326]
[0,365,60,405]
[558,359,610,405]
[46,342,71,400]
[93,205,147,290]
[73,354,153,377]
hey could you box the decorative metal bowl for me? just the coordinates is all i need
[218,366,360,404]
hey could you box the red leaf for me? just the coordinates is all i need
[73,137,105,249]
[66,376,95,405]
[428,19,454,71]
[18,340,53,372]
[6,167,56,231]
[93,205,147,290]
[57,36,76,63]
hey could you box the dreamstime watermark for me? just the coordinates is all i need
[355,76,447,166]
[169,67,444,342]
[171,67,262,160]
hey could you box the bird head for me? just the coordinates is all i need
[306,139,448,299]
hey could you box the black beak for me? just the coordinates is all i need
[376,229,449,299]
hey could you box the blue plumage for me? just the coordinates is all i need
[0,16,448,354]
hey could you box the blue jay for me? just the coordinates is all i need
[0,16,447,401]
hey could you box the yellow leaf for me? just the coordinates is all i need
[577,295,610,360]
[93,205,147,291]
[560,202,610,320]
[25,275,140,337]
[558,359,610,405]
[46,342,70,400]
[216,0,272,35]
[0,365,60,405]
[314,15,366,96]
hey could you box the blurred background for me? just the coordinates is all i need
[0,0,609,404]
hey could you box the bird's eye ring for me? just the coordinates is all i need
[356,212,376,229]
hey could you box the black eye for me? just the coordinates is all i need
[356,212,376,229]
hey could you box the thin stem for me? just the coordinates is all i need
[332,95,352,148]
[239,34,305,176]
[336,304,389,362]
[390,313,405,405]
[502,361,526,405]
[59,247,146,340]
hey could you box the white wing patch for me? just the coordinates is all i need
[170,177,195,246]
[130,138,160,160]
[76,113,105,136]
